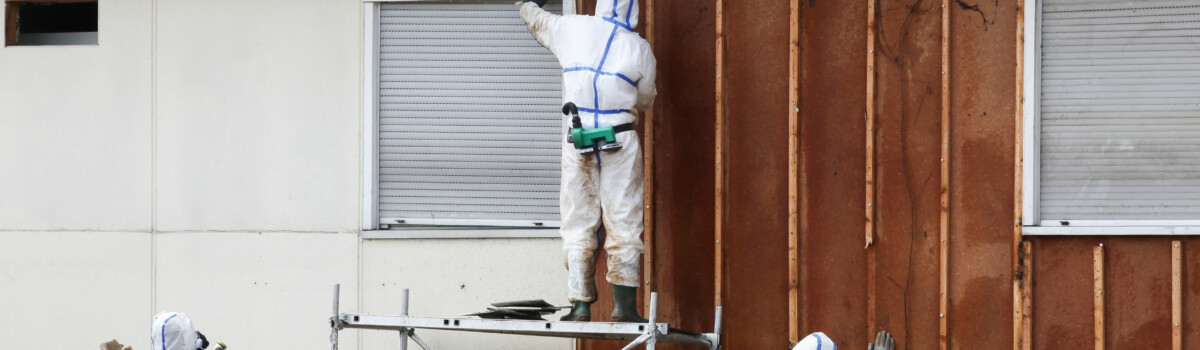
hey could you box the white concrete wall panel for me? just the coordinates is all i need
[362,238,572,350]
[0,1,153,230]
[0,232,152,349]
[154,0,361,231]
[155,232,359,349]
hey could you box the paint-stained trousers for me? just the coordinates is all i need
[559,128,645,303]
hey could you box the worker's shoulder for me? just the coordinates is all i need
[614,31,652,53]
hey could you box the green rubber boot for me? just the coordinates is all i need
[560,301,592,322]
[610,285,648,323]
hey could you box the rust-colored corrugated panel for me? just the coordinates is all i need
[644,0,717,347]
[945,0,1017,348]
[1185,238,1200,349]
[1104,238,1172,348]
[798,0,869,347]
[1029,237,1093,349]
[579,0,718,349]
[1031,237,1175,349]
[580,0,595,15]
[721,1,792,349]
[871,0,944,348]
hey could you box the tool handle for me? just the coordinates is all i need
[562,102,578,116]
[564,102,583,129]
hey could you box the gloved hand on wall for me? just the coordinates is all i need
[868,330,895,350]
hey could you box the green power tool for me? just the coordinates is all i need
[563,102,623,156]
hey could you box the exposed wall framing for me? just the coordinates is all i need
[1019,241,1033,350]
[1172,241,1182,350]
[1013,0,1027,347]
[939,0,951,347]
[4,2,18,46]
[864,0,878,339]
[712,0,725,312]
[1094,244,1105,350]
[641,0,656,317]
[787,0,801,345]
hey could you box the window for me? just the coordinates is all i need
[4,0,97,46]
[363,0,574,231]
[1022,0,1200,235]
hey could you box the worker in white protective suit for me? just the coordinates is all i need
[790,330,894,350]
[151,312,212,350]
[793,332,836,350]
[519,0,656,323]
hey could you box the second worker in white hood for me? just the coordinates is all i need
[519,0,657,322]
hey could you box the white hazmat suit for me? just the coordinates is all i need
[151,312,199,350]
[520,0,657,303]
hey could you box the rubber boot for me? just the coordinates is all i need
[560,301,592,322]
[610,285,648,323]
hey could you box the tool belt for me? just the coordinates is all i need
[565,123,634,155]
[564,123,634,143]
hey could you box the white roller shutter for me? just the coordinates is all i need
[1039,0,1200,222]
[377,1,564,227]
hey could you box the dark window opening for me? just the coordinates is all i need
[5,1,98,46]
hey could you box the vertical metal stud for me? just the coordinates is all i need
[400,288,410,350]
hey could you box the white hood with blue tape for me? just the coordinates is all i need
[520,0,656,303]
[151,312,199,350]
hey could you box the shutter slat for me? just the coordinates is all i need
[381,74,561,84]
[382,182,558,191]
[382,118,563,127]
[1044,13,1200,27]
[1042,28,1200,40]
[1043,1,1200,13]
[1043,152,1200,160]
[1042,89,1200,99]
[381,60,559,69]
[377,1,564,225]
[380,46,550,54]
[380,166,560,178]
[382,189,558,200]
[1041,104,1200,113]
[380,67,559,76]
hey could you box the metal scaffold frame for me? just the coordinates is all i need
[328,284,722,350]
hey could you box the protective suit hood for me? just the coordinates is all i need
[595,0,638,30]
[151,312,200,350]
[793,332,836,350]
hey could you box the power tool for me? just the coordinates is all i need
[563,102,632,156]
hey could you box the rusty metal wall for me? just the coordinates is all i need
[1030,237,1186,349]
[945,0,1019,348]
[720,1,793,349]
[639,0,718,349]
[871,0,944,349]
[578,1,1191,349]
[797,0,869,348]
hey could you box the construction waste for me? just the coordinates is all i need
[100,339,132,350]
[463,299,569,320]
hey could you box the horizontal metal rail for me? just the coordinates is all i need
[329,285,721,350]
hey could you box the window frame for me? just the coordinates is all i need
[360,0,574,236]
[4,0,99,47]
[1020,0,1200,236]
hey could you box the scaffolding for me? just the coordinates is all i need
[328,284,722,350]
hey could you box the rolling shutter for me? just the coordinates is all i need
[1039,0,1200,221]
[377,1,564,227]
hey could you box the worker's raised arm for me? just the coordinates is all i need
[634,48,658,113]
[520,1,561,54]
